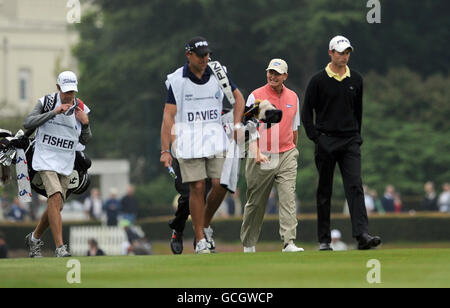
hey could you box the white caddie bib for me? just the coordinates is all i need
[33,95,80,176]
[167,67,228,159]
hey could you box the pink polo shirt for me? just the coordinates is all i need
[247,83,300,154]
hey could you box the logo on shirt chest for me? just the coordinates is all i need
[184,93,216,102]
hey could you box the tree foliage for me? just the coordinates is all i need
[72,0,449,210]
[362,69,450,195]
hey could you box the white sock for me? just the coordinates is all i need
[31,232,40,243]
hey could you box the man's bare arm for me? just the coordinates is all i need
[160,103,177,167]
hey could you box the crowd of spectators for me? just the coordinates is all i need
[1,181,449,225]
[83,185,138,226]
[360,182,450,215]
[0,193,30,222]
[0,185,139,225]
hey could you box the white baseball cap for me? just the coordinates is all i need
[266,59,288,74]
[57,71,78,93]
[329,35,353,53]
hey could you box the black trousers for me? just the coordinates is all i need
[314,134,368,243]
[168,158,212,233]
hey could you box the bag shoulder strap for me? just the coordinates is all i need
[25,93,58,138]
[43,93,58,113]
[208,61,235,105]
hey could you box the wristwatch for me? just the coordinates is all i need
[234,123,243,130]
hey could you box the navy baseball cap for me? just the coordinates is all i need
[185,36,212,56]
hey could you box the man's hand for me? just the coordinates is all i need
[160,152,173,168]
[249,141,270,165]
[54,104,72,115]
[75,107,89,125]
[255,152,270,165]
[233,123,245,144]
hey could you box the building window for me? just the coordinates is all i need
[19,69,31,102]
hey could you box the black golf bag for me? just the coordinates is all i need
[0,128,91,199]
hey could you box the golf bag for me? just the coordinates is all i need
[0,128,92,199]
[243,99,283,125]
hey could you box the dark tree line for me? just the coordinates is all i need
[72,0,449,211]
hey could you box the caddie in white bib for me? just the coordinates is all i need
[22,70,92,258]
[160,37,246,255]
[166,67,228,159]
[33,94,80,176]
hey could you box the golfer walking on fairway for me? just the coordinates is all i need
[301,36,381,250]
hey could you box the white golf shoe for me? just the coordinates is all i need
[282,242,304,252]
[195,239,211,254]
[243,246,256,253]
[203,226,216,252]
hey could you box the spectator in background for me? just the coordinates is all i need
[422,181,438,211]
[87,238,105,256]
[120,220,151,255]
[7,197,28,222]
[381,185,395,213]
[363,185,375,215]
[224,193,235,216]
[394,193,402,213]
[266,188,278,215]
[215,197,230,218]
[438,183,450,213]
[121,185,138,224]
[330,229,348,251]
[84,188,103,221]
[0,231,8,258]
[370,189,385,214]
[220,190,242,217]
[215,190,243,217]
[103,188,120,226]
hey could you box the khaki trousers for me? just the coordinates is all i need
[240,147,299,247]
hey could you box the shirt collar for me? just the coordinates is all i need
[325,63,351,82]
[265,83,285,97]
[182,62,212,82]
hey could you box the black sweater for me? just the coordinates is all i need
[301,69,363,142]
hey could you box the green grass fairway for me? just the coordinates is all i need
[1,248,449,288]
